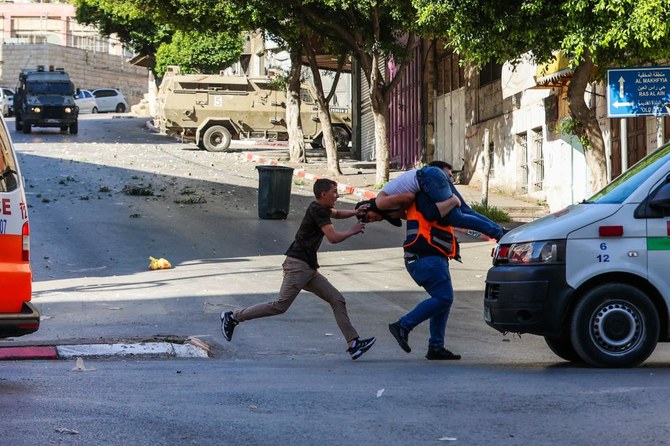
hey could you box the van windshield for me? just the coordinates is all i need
[27,81,73,95]
[588,143,670,204]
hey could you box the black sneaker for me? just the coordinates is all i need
[220,311,238,342]
[388,321,411,353]
[347,337,376,360]
[425,347,461,360]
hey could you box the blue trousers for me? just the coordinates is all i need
[400,255,454,350]
[417,166,453,202]
[441,182,503,239]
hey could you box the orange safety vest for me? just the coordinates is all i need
[403,203,460,261]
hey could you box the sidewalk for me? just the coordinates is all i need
[239,145,550,231]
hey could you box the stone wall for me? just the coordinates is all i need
[0,44,148,106]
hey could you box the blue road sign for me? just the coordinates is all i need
[607,66,670,118]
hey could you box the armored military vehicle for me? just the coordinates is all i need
[155,66,351,152]
[14,66,78,135]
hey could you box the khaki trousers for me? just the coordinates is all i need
[233,257,360,342]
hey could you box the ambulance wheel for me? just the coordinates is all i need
[202,125,231,152]
[570,284,659,368]
[544,336,582,362]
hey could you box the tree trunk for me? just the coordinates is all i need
[371,95,390,186]
[367,50,391,186]
[287,47,306,163]
[317,106,342,176]
[303,34,341,176]
[482,128,490,207]
[566,49,608,193]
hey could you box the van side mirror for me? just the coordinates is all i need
[650,183,670,209]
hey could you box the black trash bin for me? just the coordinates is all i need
[256,165,294,219]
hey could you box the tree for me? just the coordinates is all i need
[73,0,350,172]
[72,0,169,56]
[296,0,419,185]
[73,0,242,78]
[154,30,243,76]
[416,0,670,192]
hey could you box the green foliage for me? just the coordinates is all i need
[470,202,511,223]
[416,0,670,76]
[556,117,590,148]
[73,0,170,55]
[154,30,244,76]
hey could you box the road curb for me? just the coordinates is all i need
[0,338,212,360]
[0,346,58,360]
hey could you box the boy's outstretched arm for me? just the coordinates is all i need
[321,222,365,244]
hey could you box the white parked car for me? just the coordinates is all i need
[91,88,128,113]
[74,89,98,114]
[3,88,14,117]
[0,89,9,117]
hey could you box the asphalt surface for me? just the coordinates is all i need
[2,115,670,446]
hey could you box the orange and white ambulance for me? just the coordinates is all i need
[0,117,39,338]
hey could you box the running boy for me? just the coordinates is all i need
[221,178,376,360]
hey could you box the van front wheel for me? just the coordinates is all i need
[202,125,232,152]
[570,284,659,368]
[544,336,582,363]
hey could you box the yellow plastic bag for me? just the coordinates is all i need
[149,256,172,270]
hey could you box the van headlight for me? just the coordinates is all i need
[493,240,565,265]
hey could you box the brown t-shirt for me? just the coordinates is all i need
[284,201,332,269]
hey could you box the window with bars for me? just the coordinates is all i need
[531,127,544,191]
[69,33,109,52]
[12,33,47,44]
[436,50,465,96]
[517,132,529,193]
[479,60,503,87]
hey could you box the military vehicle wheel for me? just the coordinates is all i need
[69,121,78,135]
[310,135,323,149]
[202,125,232,152]
[22,121,31,134]
[115,103,126,113]
[333,126,351,151]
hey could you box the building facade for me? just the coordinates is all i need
[369,39,670,213]
[0,0,146,107]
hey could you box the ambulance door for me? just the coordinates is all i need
[646,177,670,301]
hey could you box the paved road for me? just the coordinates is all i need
[2,115,670,446]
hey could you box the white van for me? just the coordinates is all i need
[0,116,39,338]
[485,143,670,368]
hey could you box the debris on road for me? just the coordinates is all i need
[149,256,171,270]
[70,357,96,372]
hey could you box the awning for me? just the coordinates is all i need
[501,54,537,98]
[534,52,573,87]
[501,52,573,98]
